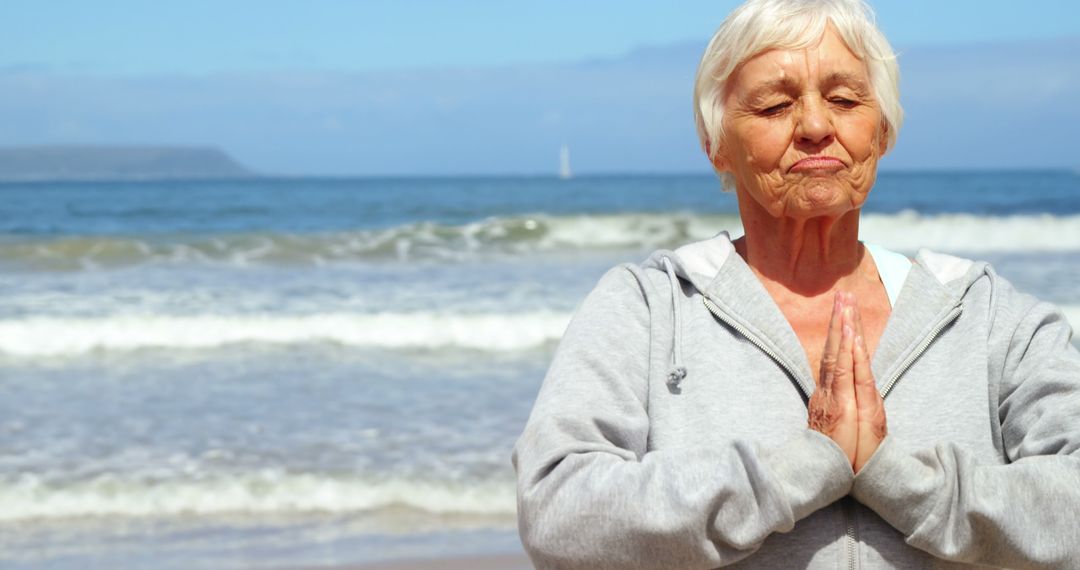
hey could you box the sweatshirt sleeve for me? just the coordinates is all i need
[512,265,854,570]
[852,281,1080,569]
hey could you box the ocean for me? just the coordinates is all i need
[0,172,1078,568]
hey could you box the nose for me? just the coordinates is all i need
[795,97,834,147]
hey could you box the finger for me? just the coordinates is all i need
[844,291,857,320]
[834,305,856,399]
[819,291,844,387]
[854,328,887,423]
[853,327,878,397]
[848,296,878,398]
[850,293,868,354]
[849,295,879,395]
[826,291,843,354]
[854,329,888,472]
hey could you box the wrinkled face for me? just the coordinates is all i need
[716,27,887,220]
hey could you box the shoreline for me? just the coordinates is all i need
[317,553,533,570]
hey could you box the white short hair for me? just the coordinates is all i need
[693,0,902,190]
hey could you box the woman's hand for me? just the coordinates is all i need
[808,292,887,472]
[808,293,860,466]
[851,298,887,472]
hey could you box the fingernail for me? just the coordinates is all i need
[843,324,853,338]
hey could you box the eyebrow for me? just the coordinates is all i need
[821,71,871,92]
[740,71,871,102]
[741,77,800,103]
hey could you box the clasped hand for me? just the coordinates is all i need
[808,291,887,473]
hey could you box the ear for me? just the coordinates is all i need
[705,139,731,172]
[876,121,890,157]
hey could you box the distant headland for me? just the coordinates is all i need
[0,145,254,181]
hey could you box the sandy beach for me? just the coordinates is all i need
[333,553,533,570]
[4,173,1079,568]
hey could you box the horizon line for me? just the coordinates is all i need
[1,167,1076,185]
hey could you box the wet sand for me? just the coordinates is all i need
[330,553,533,570]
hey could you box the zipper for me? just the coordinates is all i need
[704,296,961,570]
[705,294,853,565]
[879,305,963,399]
[843,497,859,570]
[704,296,963,401]
[702,296,813,400]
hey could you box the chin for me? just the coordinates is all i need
[785,182,859,216]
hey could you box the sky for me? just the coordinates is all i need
[3,1,1080,175]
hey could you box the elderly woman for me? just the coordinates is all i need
[513,0,1080,568]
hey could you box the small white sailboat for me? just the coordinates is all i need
[559,144,573,180]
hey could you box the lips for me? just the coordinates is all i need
[790,156,845,173]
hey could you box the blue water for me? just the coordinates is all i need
[2,171,1077,236]
[0,172,1077,569]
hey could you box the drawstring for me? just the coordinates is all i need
[661,257,687,392]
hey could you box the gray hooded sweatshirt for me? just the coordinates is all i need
[513,232,1080,569]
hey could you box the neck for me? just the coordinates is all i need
[733,194,868,297]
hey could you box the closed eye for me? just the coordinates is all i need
[759,102,792,116]
[829,98,858,109]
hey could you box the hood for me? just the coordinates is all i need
[638,230,985,394]
[648,231,741,296]
[643,230,981,294]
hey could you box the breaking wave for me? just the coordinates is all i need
[2,212,1079,270]
[0,305,1073,358]
[0,311,572,357]
[0,471,515,522]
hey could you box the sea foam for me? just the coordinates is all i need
[0,311,572,357]
[0,471,515,522]
[0,305,1074,357]
[2,212,1079,270]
